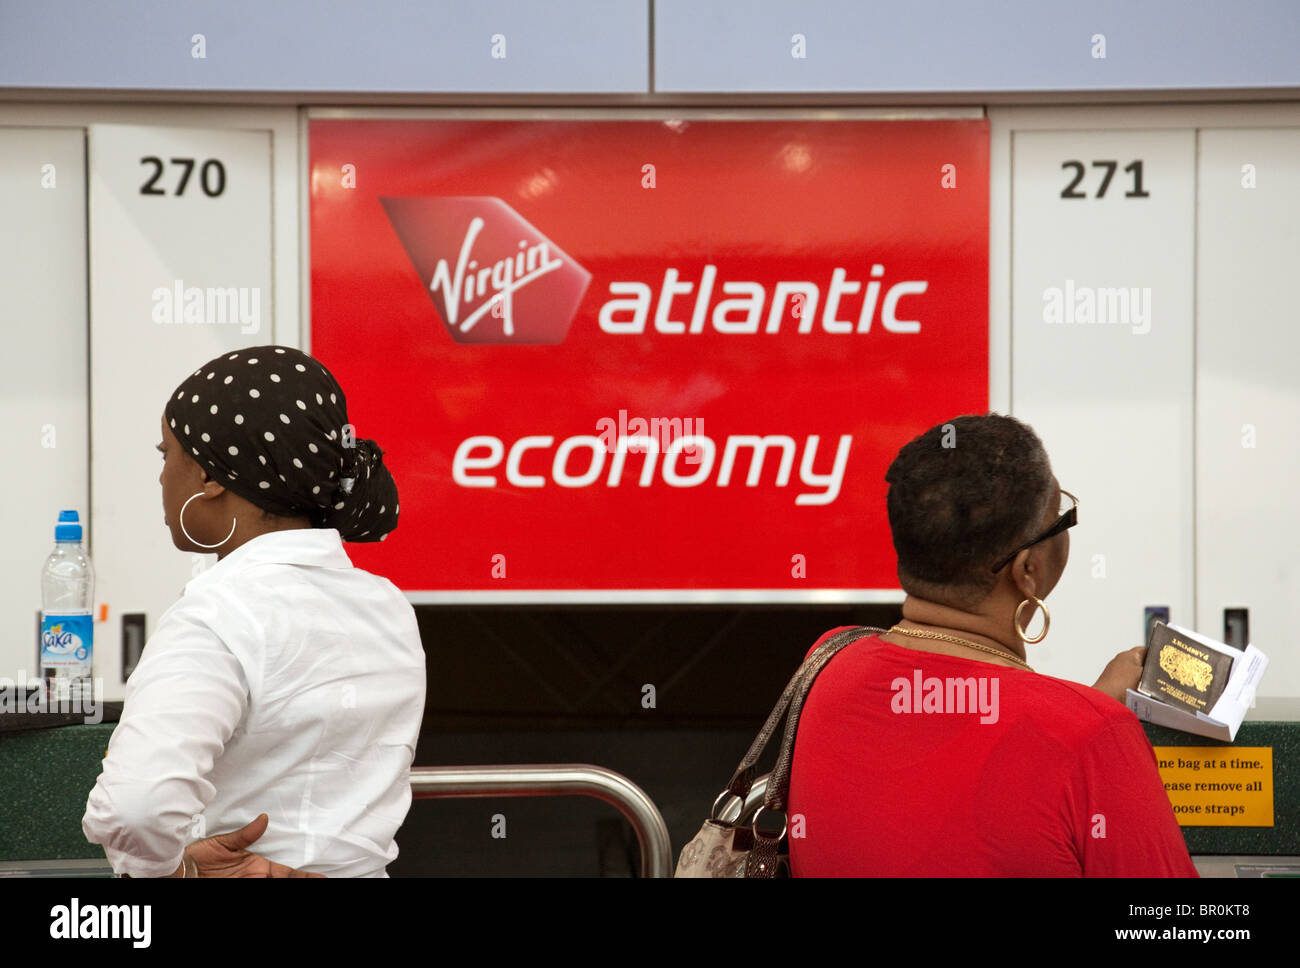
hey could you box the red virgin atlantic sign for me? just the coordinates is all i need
[310,118,989,597]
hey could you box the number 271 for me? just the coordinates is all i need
[1060,160,1148,199]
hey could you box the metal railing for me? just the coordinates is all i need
[410,764,673,877]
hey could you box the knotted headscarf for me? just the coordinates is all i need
[163,345,398,542]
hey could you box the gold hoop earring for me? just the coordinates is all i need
[1015,596,1050,644]
[179,492,236,549]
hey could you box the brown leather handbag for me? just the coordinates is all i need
[675,625,885,878]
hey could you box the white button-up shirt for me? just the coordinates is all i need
[82,527,426,878]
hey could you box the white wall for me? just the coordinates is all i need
[1008,123,1196,689]
[1196,127,1300,690]
[0,103,302,701]
[0,126,89,684]
[0,100,1296,705]
[992,103,1300,699]
[88,122,277,699]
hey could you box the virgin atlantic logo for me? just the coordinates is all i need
[380,196,591,345]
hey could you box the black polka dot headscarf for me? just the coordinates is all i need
[163,345,399,542]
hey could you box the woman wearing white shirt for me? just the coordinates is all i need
[83,345,426,878]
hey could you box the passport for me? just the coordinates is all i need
[1137,620,1238,716]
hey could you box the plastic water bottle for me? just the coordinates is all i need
[40,510,95,705]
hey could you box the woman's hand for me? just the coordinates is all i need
[1092,646,1147,703]
[184,813,326,877]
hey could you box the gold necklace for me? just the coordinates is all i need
[888,624,1034,672]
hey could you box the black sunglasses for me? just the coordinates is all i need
[990,489,1078,574]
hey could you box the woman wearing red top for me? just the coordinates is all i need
[788,413,1198,877]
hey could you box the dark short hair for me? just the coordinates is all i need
[884,413,1056,608]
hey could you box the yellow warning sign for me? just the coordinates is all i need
[1153,746,1273,826]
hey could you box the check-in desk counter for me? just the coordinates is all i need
[0,706,122,876]
[1141,697,1300,877]
[1,698,1298,876]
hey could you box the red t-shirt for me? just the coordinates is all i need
[787,628,1199,877]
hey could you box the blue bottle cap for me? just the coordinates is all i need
[56,511,83,541]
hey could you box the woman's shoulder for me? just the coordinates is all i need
[232,554,408,599]
[802,625,879,660]
[177,555,418,644]
[237,558,418,631]
[1028,671,1147,741]
[804,625,1143,743]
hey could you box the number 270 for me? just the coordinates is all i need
[139,157,226,197]
[1060,160,1149,198]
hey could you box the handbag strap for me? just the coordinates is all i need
[723,625,886,802]
[764,625,886,810]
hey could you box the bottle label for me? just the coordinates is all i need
[41,611,93,678]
